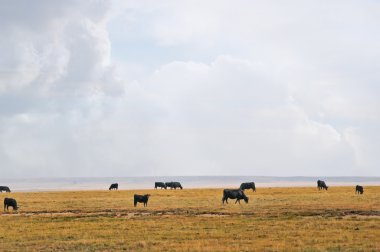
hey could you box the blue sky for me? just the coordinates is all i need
[0,1,379,177]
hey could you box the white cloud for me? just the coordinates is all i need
[344,127,380,175]
[0,0,121,96]
[0,1,379,177]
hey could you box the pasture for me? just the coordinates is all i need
[1,186,379,251]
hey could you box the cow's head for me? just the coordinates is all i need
[244,196,249,203]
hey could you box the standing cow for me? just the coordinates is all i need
[155,182,167,189]
[0,186,11,193]
[4,198,18,211]
[355,185,364,194]
[165,182,183,190]
[222,189,249,204]
[109,183,118,190]
[317,180,328,190]
[240,182,256,192]
[134,194,150,207]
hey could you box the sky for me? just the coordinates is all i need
[0,0,379,178]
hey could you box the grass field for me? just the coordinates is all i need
[0,186,379,251]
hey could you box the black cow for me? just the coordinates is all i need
[109,183,118,190]
[240,182,256,192]
[222,189,249,204]
[4,198,18,211]
[134,194,150,207]
[165,182,183,190]
[317,180,328,190]
[155,182,167,189]
[356,185,364,194]
[0,186,11,193]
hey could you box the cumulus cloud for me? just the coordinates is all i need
[0,0,121,95]
[130,56,357,176]
[0,1,379,177]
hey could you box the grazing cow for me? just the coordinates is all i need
[134,194,150,207]
[109,183,118,190]
[165,182,183,190]
[155,182,167,189]
[356,185,364,194]
[222,189,249,204]
[317,180,328,190]
[240,182,256,192]
[0,186,11,193]
[4,198,18,211]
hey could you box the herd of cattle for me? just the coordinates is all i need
[0,181,365,211]
[154,182,183,190]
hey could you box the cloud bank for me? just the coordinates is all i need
[0,1,379,177]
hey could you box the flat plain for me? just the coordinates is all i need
[0,186,379,251]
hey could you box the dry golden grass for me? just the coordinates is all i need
[0,186,379,251]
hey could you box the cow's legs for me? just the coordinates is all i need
[222,197,228,204]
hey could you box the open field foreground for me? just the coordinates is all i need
[1,187,379,251]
